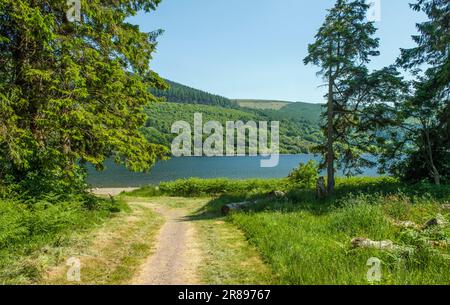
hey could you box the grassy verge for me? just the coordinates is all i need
[0,194,164,285]
[43,201,163,284]
[229,195,449,284]
[126,178,286,198]
[192,207,274,284]
[0,195,126,284]
[224,182,450,285]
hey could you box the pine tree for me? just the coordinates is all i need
[0,0,168,194]
[380,0,449,184]
[303,0,380,194]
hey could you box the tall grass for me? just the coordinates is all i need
[0,195,126,284]
[226,186,449,285]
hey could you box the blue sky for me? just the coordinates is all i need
[129,0,425,103]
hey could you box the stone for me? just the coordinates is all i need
[351,237,395,250]
[423,214,448,229]
[316,177,327,200]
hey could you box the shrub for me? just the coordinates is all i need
[287,160,318,189]
[124,186,162,198]
[157,178,285,197]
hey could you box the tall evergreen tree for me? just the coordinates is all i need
[379,0,449,184]
[0,0,168,194]
[303,0,380,194]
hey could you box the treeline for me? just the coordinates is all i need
[150,80,239,108]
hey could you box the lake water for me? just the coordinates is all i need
[87,155,380,188]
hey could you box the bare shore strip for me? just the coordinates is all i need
[91,188,139,196]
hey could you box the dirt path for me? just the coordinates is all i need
[132,204,202,285]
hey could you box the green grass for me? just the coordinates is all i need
[44,202,164,284]
[138,177,449,285]
[4,176,447,285]
[187,200,274,284]
[275,101,323,124]
[126,178,287,198]
[225,186,450,284]
[0,195,127,284]
[236,100,323,124]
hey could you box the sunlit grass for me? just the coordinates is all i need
[228,192,449,285]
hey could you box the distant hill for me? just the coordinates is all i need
[272,102,323,125]
[151,80,238,109]
[145,81,324,153]
[142,102,322,154]
[235,99,291,110]
[236,99,323,125]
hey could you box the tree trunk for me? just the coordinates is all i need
[424,127,441,185]
[326,74,335,194]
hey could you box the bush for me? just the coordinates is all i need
[156,178,285,197]
[125,186,162,198]
[287,160,318,189]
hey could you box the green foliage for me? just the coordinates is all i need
[287,160,319,189]
[377,0,449,185]
[236,100,323,125]
[159,178,286,197]
[271,102,323,125]
[304,0,407,185]
[125,185,162,198]
[0,195,126,283]
[142,102,322,154]
[127,176,450,284]
[328,196,393,239]
[224,180,450,285]
[0,0,168,195]
[127,178,286,198]
[131,176,449,202]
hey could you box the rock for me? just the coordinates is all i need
[423,214,448,229]
[221,201,250,215]
[274,191,286,198]
[222,199,262,215]
[441,204,450,211]
[391,219,418,229]
[351,238,395,250]
[268,190,286,199]
[427,240,449,248]
[316,177,327,200]
[351,237,414,255]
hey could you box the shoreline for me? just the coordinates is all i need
[91,188,139,196]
